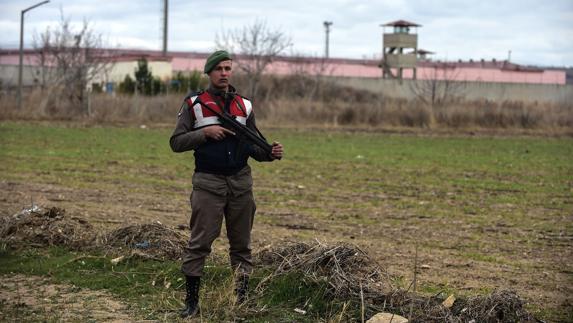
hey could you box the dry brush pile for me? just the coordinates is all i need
[0,206,93,249]
[254,241,537,322]
[0,205,538,322]
[98,222,187,260]
[0,206,187,260]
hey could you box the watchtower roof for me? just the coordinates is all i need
[382,20,421,27]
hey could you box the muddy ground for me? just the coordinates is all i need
[1,177,571,321]
[0,274,135,322]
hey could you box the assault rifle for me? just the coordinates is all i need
[194,95,281,160]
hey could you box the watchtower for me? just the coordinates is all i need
[381,20,421,79]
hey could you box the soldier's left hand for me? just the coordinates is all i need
[271,142,283,160]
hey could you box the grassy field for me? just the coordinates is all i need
[0,247,345,322]
[0,121,572,321]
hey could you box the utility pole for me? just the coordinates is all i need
[162,0,168,56]
[323,21,333,59]
[18,0,50,110]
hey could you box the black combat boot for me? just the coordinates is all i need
[180,275,200,318]
[235,274,249,305]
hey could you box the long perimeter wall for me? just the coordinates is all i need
[331,77,573,104]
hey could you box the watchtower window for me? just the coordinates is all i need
[393,26,410,34]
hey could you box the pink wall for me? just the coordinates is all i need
[264,61,383,78]
[171,57,205,72]
[250,59,565,84]
[406,66,565,85]
[171,57,384,78]
[2,50,566,85]
[0,53,40,66]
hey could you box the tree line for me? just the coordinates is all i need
[93,58,207,96]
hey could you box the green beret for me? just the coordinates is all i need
[204,50,232,74]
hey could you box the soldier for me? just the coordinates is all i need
[169,50,283,318]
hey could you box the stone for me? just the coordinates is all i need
[366,312,408,323]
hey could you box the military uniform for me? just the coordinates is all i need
[171,50,281,318]
[170,86,273,277]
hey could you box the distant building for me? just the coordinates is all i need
[92,53,172,90]
[0,48,567,89]
[0,49,172,92]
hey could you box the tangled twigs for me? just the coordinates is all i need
[255,241,538,323]
[0,206,187,261]
[254,240,394,302]
[0,206,94,249]
[100,223,187,260]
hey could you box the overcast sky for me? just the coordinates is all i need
[1,0,572,67]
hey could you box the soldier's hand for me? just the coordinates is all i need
[203,126,235,141]
[271,141,283,160]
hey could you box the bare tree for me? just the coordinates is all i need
[286,52,335,101]
[33,13,113,115]
[216,20,292,99]
[409,63,466,106]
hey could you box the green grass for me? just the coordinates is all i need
[1,122,571,197]
[2,122,570,218]
[1,121,572,321]
[0,247,183,318]
[460,251,501,264]
[0,247,354,322]
[1,122,572,262]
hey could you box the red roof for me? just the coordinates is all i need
[382,20,421,27]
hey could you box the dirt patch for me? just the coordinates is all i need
[0,181,187,231]
[0,274,135,322]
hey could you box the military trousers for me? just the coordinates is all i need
[181,167,256,277]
